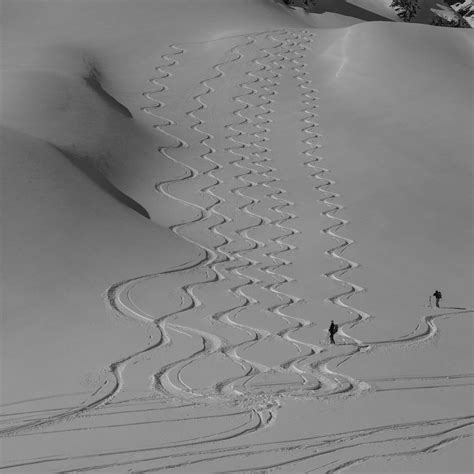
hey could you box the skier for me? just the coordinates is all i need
[433,290,442,308]
[328,320,338,344]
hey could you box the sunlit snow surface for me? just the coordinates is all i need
[1,1,473,472]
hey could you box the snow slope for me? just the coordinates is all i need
[1,0,473,472]
[286,0,471,27]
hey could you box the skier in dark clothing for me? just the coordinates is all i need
[433,290,442,308]
[329,320,338,344]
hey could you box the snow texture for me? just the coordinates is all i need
[1,0,473,472]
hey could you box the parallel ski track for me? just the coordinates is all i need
[265,30,348,397]
[202,36,283,398]
[140,39,274,446]
[146,30,329,408]
[147,41,251,401]
[169,30,315,403]
[211,31,308,398]
[13,414,466,473]
[208,30,345,399]
[231,31,325,395]
[139,32,335,436]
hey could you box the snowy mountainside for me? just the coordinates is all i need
[391,0,471,26]
[285,0,472,26]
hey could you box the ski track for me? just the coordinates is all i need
[12,415,467,473]
[2,27,473,473]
